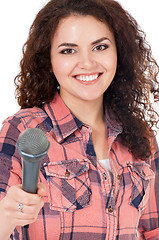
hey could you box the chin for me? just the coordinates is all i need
[78,94,103,102]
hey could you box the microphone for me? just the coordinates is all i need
[17,128,50,193]
[17,128,50,239]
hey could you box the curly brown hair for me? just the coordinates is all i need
[14,0,159,160]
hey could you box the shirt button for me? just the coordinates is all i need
[117,174,121,180]
[142,171,146,177]
[108,207,114,213]
[65,169,70,177]
[103,172,107,180]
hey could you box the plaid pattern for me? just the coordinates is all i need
[0,92,159,239]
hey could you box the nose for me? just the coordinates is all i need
[77,51,97,70]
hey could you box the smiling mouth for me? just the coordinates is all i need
[74,73,102,82]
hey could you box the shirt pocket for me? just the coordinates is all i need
[43,159,92,212]
[126,162,155,211]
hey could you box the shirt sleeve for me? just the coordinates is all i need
[138,137,159,239]
[0,116,25,239]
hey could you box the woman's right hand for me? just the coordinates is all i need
[0,183,46,239]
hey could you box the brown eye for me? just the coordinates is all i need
[93,44,109,51]
[60,48,76,54]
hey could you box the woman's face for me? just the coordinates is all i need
[51,15,117,103]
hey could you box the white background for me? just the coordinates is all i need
[0,0,158,142]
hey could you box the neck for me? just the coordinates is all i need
[60,93,105,128]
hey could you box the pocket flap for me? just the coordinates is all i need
[43,159,89,179]
[127,161,155,210]
[126,161,154,180]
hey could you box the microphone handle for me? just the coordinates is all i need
[22,157,41,193]
[22,157,41,240]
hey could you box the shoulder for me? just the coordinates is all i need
[1,106,48,133]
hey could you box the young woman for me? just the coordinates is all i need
[0,0,159,239]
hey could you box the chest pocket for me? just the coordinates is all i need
[43,159,92,212]
[127,162,155,211]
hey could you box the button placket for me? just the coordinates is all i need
[99,158,118,239]
[105,197,117,240]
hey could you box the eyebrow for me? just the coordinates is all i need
[58,43,78,48]
[57,37,110,48]
[91,37,110,45]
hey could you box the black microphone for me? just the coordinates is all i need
[17,128,50,193]
[17,128,50,240]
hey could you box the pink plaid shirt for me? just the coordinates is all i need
[0,93,159,239]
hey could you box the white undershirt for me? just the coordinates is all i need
[99,158,112,172]
[99,158,113,182]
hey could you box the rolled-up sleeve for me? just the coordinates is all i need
[0,117,24,195]
[0,116,26,239]
[138,137,159,239]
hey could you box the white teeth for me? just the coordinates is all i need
[75,74,99,81]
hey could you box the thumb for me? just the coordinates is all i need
[37,183,47,197]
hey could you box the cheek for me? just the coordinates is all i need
[51,57,72,76]
[106,53,117,72]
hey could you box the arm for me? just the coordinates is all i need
[0,117,46,239]
[138,137,159,239]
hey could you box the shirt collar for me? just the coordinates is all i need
[43,93,83,142]
[105,107,122,138]
[43,92,122,142]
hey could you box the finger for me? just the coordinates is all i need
[14,210,40,227]
[9,201,44,225]
[2,196,43,218]
[17,200,44,215]
[7,185,42,205]
[37,183,47,197]
[15,204,44,228]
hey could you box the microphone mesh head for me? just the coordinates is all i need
[17,128,50,156]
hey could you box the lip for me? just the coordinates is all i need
[73,73,103,85]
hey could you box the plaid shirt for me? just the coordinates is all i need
[0,93,159,240]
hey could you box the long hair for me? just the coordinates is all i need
[14,0,159,160]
